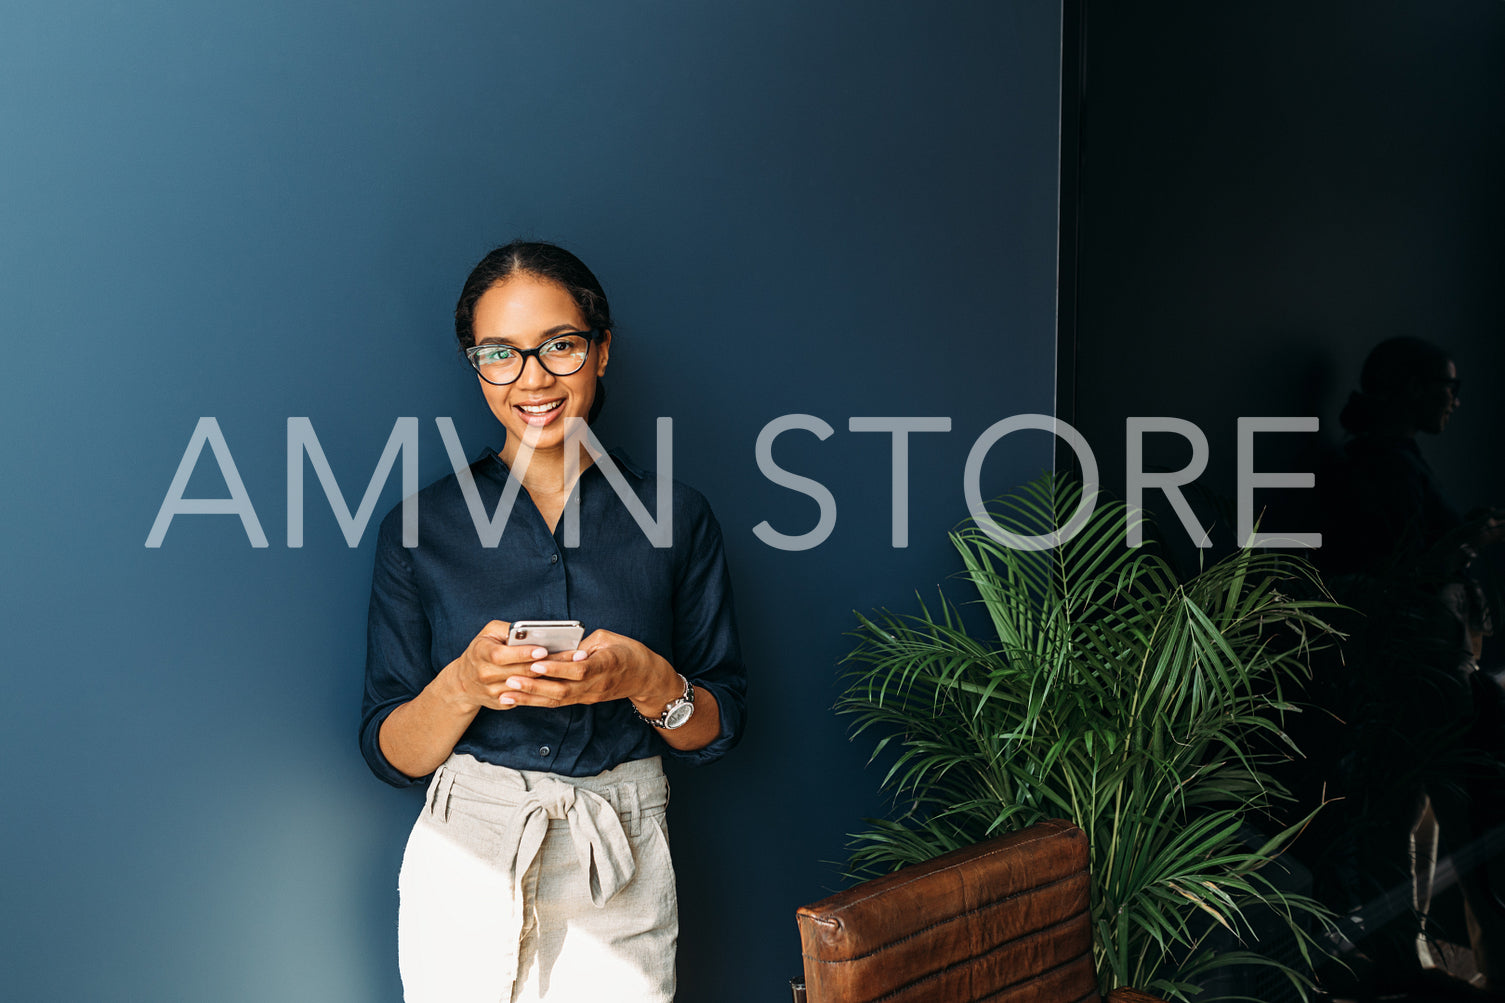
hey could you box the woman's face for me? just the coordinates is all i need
[471,273,610,454]
[1409,359,1459,435]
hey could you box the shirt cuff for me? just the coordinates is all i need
[359,702,431,788]
[659,678,745,767]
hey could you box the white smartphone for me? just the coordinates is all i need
[506,620,584,653]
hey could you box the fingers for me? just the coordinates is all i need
[472,639,547,681]
[479,620,513,642]
[517,634,622,680]
[476,628,643,709]
[503,648,623,707]
[470,622,545,676]
[463,622,607,710]
[497,673,574,708]
[478,652,548,709]
[523,649,588,680]
[457,623,553,709]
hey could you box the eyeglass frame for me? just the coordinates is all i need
[463,329,603,386]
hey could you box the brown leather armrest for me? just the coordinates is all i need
[797,820,1097,1002]
[1107,989,1168,1003]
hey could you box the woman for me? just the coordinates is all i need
[1321,336,1491,582]
[360,241,747,1002]
[1314,336,1505,995]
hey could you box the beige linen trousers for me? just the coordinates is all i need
[398,753,676,1002]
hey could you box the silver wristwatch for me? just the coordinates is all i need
[636,673,695,730]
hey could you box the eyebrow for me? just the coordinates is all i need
[476,324,586,347]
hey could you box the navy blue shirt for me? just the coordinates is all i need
[360,448,747,787]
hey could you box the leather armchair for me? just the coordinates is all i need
[795,819,1167,1003]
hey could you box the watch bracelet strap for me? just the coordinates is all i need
[634,673,693,728]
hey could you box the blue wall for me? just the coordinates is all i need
[0,2,1062,999]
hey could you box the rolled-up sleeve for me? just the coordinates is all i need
[663,497,747,766]
[360,511,433,788]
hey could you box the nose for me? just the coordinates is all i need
[514,353,555,388]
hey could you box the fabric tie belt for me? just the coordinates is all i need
[422,753,665,990]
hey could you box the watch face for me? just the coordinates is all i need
[663,701,695,729]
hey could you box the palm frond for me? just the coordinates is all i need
[839,472,1341,1000]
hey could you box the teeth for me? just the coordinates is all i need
[519,401,562,414]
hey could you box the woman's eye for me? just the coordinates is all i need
[543,339,575,355]
[478,347,516,363]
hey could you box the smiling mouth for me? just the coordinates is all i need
[515,398,565,426]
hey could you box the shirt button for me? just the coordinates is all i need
[539,746,551,757]
[549,554,558,565]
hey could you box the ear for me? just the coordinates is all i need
[596,329,611,375]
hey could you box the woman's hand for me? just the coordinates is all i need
[377,619,552,778]
[381,623,724,773]
[500,628,678,711]
[502,628,724,752]
[443,620,555,711]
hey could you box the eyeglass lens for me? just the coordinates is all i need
[470,335,592,385]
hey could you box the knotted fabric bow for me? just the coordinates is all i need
[509,775,637,908]
[427,765,639,991]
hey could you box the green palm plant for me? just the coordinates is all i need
[840,474,1338,1001]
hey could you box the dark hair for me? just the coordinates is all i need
[455,240,613,422]
[1339,336,1452,434]
[454,240,613,350]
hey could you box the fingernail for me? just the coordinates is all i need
[531,662,548,674]
[506,677,524,689]
[531,647,548,659]
[499,695,516,706]
[573,650,587,661]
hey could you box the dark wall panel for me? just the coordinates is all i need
[1069,0,1504,566]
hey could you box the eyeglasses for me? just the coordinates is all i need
[465,330,600,386]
